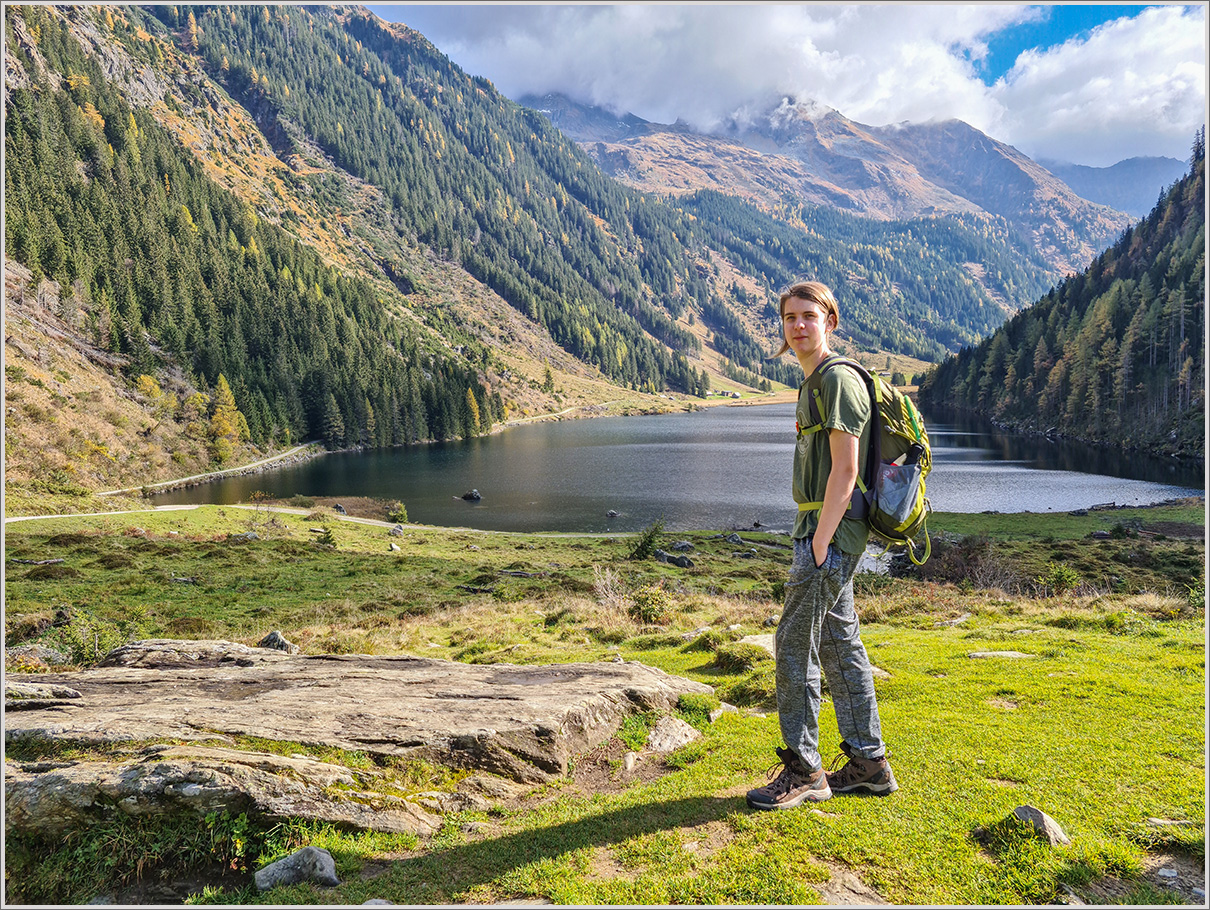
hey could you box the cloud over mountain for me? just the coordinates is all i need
[375,3,1205,167]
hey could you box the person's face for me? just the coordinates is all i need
[782,296,834,360]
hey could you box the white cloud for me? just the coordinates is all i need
[379,4,1206,166]
[990,5,1207,166]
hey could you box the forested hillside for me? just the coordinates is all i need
[4,5,501,456]
[919,137,1205,458]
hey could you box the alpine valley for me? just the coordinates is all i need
[2,4,1193,512]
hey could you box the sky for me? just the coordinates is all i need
[366,3,1207,168]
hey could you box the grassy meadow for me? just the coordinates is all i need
[3,498,1205,905]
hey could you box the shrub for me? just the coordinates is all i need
[386,500,408,523]
[1188,574,1205,611]
[628,518,665,561]
[713,641,773,673]
[717,665,777,708]
[288,494,316,508]
[627,584,671,624]
[1035,561,1082,596]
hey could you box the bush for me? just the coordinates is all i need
[717,665,777,708]
[627,584,671,624]
[386,500,408,524]
[1035,561,1082,596]
[628,518,665,561]
[713,641,773,673]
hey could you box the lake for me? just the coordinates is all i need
[150,402,1204,533]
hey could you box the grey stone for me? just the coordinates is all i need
[935,612,971,627]
[670,541,694,552]
[254,845,339,891]
[257,631,300,654]
[725,533,743,544]
[5,640,712,785]
[389,542,401,552]
[6,645,69,666]
[1191,887,1205,902]
[709,703,739,723]
[645,715,700,753]
[622,751,639,773]
[1156,868,1178,881]
[389,524,405,536]
[1013,805,1071,846]
[762,615,780,628]
[653,549,693,568]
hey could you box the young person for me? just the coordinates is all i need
[745,281,898,810]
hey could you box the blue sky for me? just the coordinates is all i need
[367,4,1206,167]
[974,4,1155,83]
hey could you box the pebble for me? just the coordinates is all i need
[1156,868,1178,880]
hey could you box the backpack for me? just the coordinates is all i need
[798,357,933,565]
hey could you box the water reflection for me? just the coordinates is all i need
[151,402,1202,533]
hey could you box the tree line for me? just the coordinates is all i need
[919,138,1205,458]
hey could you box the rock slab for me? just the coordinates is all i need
[4,640,713,784]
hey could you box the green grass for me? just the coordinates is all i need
[4,502,1205,905]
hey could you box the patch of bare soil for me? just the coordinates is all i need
[818,861,891,905]
[1080,850,1205,905]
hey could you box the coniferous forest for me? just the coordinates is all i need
[919,137,1205,457]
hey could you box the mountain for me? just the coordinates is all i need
[1037,156,1189,219]
[918,142,1205,459]
[3,4,1101,501]
[521,93,1133,277]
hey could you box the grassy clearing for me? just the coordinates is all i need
[3,502,1205,905]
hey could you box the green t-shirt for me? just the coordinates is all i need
[792,356,872,553]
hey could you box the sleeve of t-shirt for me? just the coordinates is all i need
[820,367,870,438]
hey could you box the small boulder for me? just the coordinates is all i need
[257,631,300,654]
[606,510,620,518]
[645,715,701,753]
[389,525,405,537]
[461,489,482,502]
[333,504,347,515]
[1013,805,1071,846]
[254,845,339,891]
[671,541,695,552]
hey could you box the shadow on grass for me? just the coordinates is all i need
[340,794,747,903]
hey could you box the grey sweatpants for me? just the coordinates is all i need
[775,538,886,772]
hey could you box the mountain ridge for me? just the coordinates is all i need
[519,92,1132,276]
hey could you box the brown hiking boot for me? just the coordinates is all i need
[826,741,899,795]
[746,746,832,810]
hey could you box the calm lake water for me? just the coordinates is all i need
[151,402,1204,533]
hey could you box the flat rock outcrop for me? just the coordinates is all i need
[5,744,443,839]
[5,640,713,785]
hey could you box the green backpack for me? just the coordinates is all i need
[798,357,933,565]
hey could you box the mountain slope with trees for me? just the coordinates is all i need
[918,136,1205,459]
